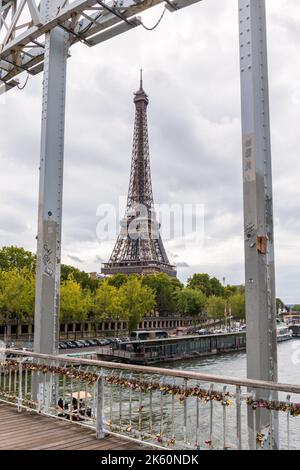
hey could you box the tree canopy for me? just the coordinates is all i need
[206,296,226,322]
[0,246,36,273]
[118,278,156,332]
[93,282,120,321]
[187,273,225,297]
[142,273,183,315]
[0,246,267,325]
[229,293,245,319]
[0,268,35,322]
[60,278,89,323]
[175,288,206,318]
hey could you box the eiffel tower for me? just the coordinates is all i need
[102,72,176,277]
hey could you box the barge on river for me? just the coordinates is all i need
[96,332,247,365]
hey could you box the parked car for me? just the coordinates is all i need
[87,339,98,347]
[59,342,68,350]
[76,340,89,347]
[65,341,77,349]
[97,339,110,346]
[196,329,207,336]
[120,336,130,342]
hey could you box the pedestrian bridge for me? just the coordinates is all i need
[0,349,299,450]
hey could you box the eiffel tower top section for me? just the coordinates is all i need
[127,69,153,211]
[102,73,177,278]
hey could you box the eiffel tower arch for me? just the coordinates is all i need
[102,72,176,278]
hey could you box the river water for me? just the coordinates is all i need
[161,339,300,385]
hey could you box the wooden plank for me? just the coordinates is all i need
[0,403,147,450]
[30,433,101,450]
[0,420,74,439]
[0,422,85,443]
[49,435,105,450]
[15,435,96,451]
[0,423,89,444]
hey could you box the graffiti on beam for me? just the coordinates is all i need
[43,243,54,277]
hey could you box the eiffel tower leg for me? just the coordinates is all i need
[238,0,278,449]
[33,1,68,405]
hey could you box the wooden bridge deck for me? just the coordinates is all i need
[0,403,146,450]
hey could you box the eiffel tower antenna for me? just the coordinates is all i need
[102,73,176,277]
[140,67,143,89]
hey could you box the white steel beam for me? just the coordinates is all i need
[33,0,69,357]
[238,0,278,449]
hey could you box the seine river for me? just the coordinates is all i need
[162,339,300,385]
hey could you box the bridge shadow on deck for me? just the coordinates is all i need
[0,403,145,450]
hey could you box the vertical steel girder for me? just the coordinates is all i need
[239,0,278,448]
[33,0,69,356]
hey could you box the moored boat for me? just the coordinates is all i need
[276,323,293,342]
[286,315,300,338]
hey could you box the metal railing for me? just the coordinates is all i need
[0,349,300,450]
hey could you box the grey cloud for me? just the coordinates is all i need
[176,262,190,268]
[68,255,84,264]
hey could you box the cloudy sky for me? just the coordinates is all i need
[1,0,300,303]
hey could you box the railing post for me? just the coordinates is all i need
[96,371,105,439]
[17,358,22,413]
[236,386,242,450]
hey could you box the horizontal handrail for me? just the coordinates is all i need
[2,348,300,394]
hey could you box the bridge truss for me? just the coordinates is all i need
[0,0,199,94]
[0,0,279,448]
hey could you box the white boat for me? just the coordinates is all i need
[285,315,300,338]
[276,323,293,342]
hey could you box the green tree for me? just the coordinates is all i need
[61,264,99,292]
[206,296,226,323]
[118,278,156,333]
[187,273,212,296]
[224,285,237,298]
[93,281,120,320]
[0,268,35,323]
[187,273,225,297]
[60,278,88,323]
[175,288,206,318]
[142,273,183,315]
[210,277,225,297]
[0,246,36,272]
[107,273,128,289]
[229,293,245,319]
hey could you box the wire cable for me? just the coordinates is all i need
[140,6,167,31]
[17,74,29,90]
